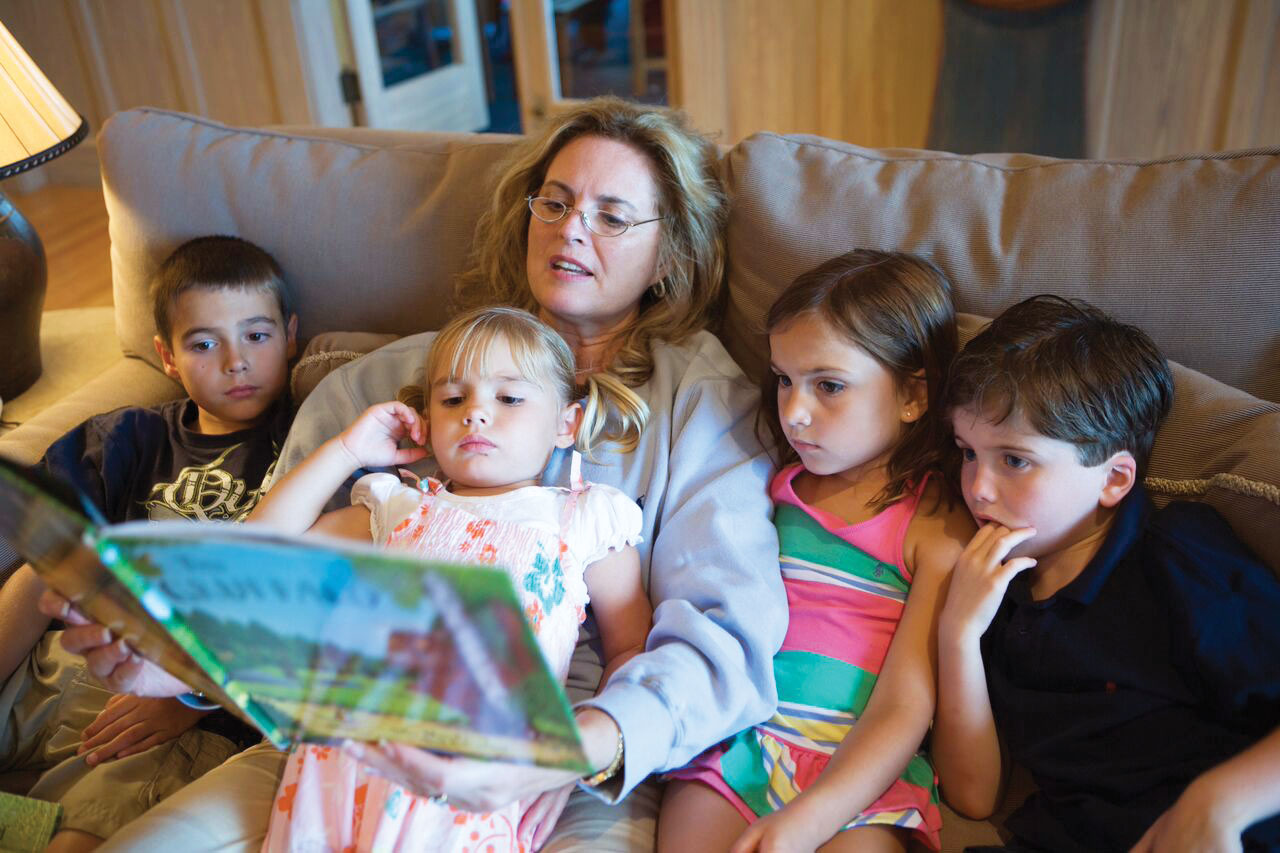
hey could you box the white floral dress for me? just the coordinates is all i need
[262,472,641,853]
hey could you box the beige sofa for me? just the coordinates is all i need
[2,108,1278,850]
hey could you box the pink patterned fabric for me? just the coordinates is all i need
[263,474,640,853]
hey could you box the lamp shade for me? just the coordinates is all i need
[0,20,87,178]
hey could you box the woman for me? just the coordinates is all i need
[55,97,786,851]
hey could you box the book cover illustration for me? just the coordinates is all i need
[0,792,62,852]
[0,458,588,772]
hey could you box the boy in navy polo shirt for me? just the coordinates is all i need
[932,295,1280,852]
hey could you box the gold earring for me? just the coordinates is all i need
[650,280,667,299]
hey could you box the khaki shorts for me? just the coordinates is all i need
[0,632,112,775]
[2,632,238,839]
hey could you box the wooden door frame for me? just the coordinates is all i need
[508,0,565,131]
[288,0,357,128]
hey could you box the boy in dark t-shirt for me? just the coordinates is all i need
[932,296,1280,852]
[0,235,297,850]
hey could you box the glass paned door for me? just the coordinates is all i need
[551,0,666,104]
[373,0,456,86]
[347,0,489,131]
[509,0,668,133]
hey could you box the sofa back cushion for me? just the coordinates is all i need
[97,109,519,366]
[722,133,1280,403]
[722,136,1280,573]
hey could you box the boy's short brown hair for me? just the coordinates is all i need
[945,295,1174,473]
[151,236,290,344]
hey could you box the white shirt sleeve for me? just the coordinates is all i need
[567,484,644,569]
[351,472,423,544]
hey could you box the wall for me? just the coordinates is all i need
[4,0,1276,189]
[1,0,316,186]
[666,0,944,149]
[1087,0,1280,158]
[666,0,1279,158]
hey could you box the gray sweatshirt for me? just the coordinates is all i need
[275,329,787,799]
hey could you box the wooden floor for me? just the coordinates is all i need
[9,184,113,310]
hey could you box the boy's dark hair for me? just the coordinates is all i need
[762,248,959,511]
[946,294,1174,473]
[151,236,290,344]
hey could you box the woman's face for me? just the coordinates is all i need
[526,135,664,340]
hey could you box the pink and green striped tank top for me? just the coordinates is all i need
[676,463,942,848]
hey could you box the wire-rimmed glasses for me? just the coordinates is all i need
[526,196,663,238]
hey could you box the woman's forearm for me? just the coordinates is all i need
[249,437,362,533]
[574,706,625,778]
[1188,726,1280,838]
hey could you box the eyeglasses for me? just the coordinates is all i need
[526,196,663,238]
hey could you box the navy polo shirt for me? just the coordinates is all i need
[982,489,1280,852]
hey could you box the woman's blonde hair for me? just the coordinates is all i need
[455,96,728,390]
[399,307,648,458]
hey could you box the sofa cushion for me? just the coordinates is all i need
[722,133,1280,403]
[0,358,184,467]
[291,332,401,404]
[97,109,520,369]
[1144,362,1280,576]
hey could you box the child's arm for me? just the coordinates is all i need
[584,544,652,685]
[732,500,970,852]
[1133,726,1280,852]
[0,565,52,682]
[932,523,1038,819]
[249,401,426,534]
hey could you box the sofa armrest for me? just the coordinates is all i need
[0,357,183,466]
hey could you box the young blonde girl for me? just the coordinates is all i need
[661,250,975,852]
[250,306,653,852]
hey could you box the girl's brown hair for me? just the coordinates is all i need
[398,307,648,458]
[454,96,727,391]
[762,249,959,511]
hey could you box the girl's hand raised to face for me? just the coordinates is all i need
[335,401,429,470]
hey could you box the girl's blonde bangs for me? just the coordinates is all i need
[428,312,568,399]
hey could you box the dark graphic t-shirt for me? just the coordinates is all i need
[38,396,294,751]
[41,397,293,523]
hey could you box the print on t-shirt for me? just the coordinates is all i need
[145,444,279,521]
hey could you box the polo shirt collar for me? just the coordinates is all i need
[1047,488,1152,605]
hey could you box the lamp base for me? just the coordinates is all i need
[0,190,47,401]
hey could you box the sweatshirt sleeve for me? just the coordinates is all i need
[273,333,436,509]
[576,339,787,800]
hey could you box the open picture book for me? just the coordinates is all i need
[0,456,588,772]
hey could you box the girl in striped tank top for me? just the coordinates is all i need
[662,250,975,852]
